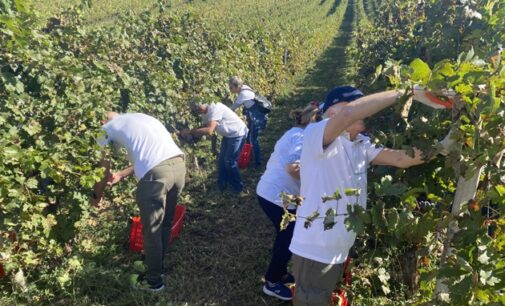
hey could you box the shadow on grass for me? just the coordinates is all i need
[327,0,343,16]
[286,0,356,107]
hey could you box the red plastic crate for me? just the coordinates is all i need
[237,143,253,169]
[291,257,352,306]
[129,204,186,253]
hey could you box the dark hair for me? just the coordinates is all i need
[289,104,319,127]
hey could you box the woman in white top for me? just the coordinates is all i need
[229,76,268,167]
[255,104,319,301]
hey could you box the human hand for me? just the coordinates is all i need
[412,147,424,163]
[107,172,123,186]
[180,128,192,139]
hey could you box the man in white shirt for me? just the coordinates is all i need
[289,86,451,305]
[93,112,185,292]
[229,76,268,167]
[184,102,248,193]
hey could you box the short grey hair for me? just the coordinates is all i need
[228,76,243,88]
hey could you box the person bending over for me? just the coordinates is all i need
[93,112,186,292]
[183,102,248,194]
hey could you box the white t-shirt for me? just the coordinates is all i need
[256,127,304,209]
[289,119,383,265]
[205,102,248,138]
[98,113,184,180]
[230,85,256,110]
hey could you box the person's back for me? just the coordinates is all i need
[205,102,248,138]
[96,112,186,292]
[101,113,183,179]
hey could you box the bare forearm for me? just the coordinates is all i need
[192,127,212,137]
[325,90,404,145]
[373,148,424,169]
[118,166,134,178]
[192,120,217,137]
[394,149,424,168]
[341,90,404,128]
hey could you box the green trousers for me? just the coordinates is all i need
[136,156,185,286]
[292,254,344,306]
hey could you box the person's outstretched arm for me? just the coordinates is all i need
[230,99,242,111]
[107,166,134,186]
[190,120,218,137]
[323,90,406,146]
[372,129,457,169]
[371,148,424,169]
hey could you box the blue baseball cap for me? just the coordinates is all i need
[322,86,364,114]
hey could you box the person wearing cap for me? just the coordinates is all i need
[289,86,453,306]
[256,103,320,301]
[183,101,248,194]
[92,112,186,292]
[229,76,268,167]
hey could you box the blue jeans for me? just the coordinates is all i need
[218,135,246,193]
[258,195,296,283]
[244,105,267,167]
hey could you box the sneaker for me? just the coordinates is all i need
[130,274,165,292]
[281,273,295,285]
[263,282,292,301]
